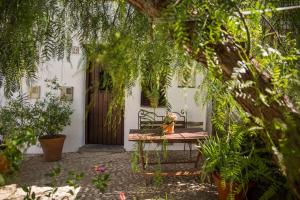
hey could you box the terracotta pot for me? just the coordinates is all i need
[0,153,9,174]
[39,134,66,162]
[163,123,174,134]
[212,172,246,200]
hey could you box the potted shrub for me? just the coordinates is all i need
[199,132,272,200]
[33,80,73,162]
[162,112,177,134]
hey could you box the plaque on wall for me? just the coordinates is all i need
[60,86,74,101]
[29,86,41,99]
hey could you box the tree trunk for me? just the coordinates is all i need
[127,0,300,197]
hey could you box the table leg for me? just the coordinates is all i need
[195,151,202,168]
[138,141,146,170]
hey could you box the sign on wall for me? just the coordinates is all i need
[29,86,41,99]
[60,86,74,101]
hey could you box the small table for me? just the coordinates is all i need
[129,128,209,176]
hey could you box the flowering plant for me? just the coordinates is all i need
[163,112,177,125]
[92,165,110,193]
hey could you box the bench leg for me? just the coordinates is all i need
[138,141,146,170]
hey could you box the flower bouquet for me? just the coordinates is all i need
[162,112,177,134]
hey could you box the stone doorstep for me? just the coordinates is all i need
[78,145,125,153]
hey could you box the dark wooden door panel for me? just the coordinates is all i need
[86,64,124,145]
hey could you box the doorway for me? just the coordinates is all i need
[86,64,124,145]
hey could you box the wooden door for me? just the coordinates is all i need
[86,65,124,145]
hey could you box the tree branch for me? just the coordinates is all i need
[261,15,288,55]
[235,5,251,56]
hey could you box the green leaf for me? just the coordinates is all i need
[22,186,29,193]
[259,93,269,106]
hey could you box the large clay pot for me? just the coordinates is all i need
[0,153,9,174]
[162,123,174,134]
[39,134,66,162]
[212,172,246,200]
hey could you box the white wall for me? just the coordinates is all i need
[0,48,86,154]
[25,53,86,154]
[124,74,208,151]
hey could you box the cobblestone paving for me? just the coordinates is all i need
[3,151,217,200]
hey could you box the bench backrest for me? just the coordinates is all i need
[138,109,187,129]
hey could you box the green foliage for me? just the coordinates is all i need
[162,113,176,125]
[131,144,141,173]
[83,5,150,124]
[0,174,5,186]
[92,173,110,193]
[32,79,73,137]
[200,124,290,199]
[140,32,174,109]
[0,95,36,144]
[85,32,141,126]
[23,186,41,200]
[0,1,143,96]
[0,79,72,178]
[45,165,61,187]
[1,0,300,197]
[0,96,37,174]
[153,152,163,187]
[66,170,84,189]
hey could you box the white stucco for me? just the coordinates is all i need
[25,53,86,153]
[0,48,86,154]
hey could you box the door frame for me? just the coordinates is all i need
[85,63,124,145]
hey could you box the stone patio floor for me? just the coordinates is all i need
[0,151,217,200]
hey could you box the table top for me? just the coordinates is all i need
[128,128,209,143]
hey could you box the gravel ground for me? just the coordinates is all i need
[0,151,217,200]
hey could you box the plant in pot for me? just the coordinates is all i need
[199,126,280,200]
[162,112,177,134]
[33,80,73,162]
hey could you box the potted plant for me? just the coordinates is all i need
[200,134,249,200]
[33,79,73,162]
[162,112,177,134]
[199,131,275,200]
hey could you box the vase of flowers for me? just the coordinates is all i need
[162,112,177,134]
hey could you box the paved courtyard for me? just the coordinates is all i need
[1,151,217,200]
